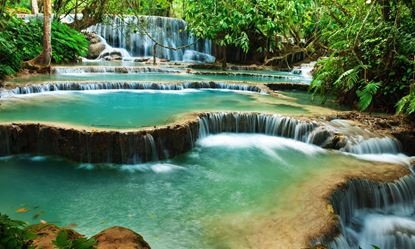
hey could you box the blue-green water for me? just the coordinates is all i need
[0,134,374,248]
[7,72,308,84]
[0,90,311,128]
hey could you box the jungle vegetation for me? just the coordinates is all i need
[0,0,414,115]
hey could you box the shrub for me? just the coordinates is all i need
[53,230,96,249]
[0,36,21,79]
[0,13,89,79]
[0,213,35,249]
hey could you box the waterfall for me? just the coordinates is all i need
[144,134,158,161]
[52,66,182,74]
[292,61,316,78]
[87,16,214,62]
[343,137,400,154]
[197,113,402,155]
[0,82,266,97]
[321,172,415,249]
[198,113,318,142]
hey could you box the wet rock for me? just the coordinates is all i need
[0,120,198,164]
[93,226,151,249]
[145,57,168,64]
[102,51,123,61]
[183,50,216,63]
[115,67,129,73]
[266,82,309,91]
[134,57,151,62]
[26,224,83,249]
[88,43,106,59]
[392,131,415,156]
[84,32,106,59]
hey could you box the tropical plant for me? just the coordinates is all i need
[0,213,35,249]
[185,0,317,66]
[52,230,96,249]
[0,14,88,79]
[311,0,415,114]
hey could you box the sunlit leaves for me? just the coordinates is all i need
[185,0,315,53]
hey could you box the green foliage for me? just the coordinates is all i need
[0,213,35,249]
[311,0,415,114]
[357,82,381,111]
[185,0,316,54]
[52,230,96,249]
[397,86,415,114]
[0,14,88,78]
[51,22,89,63]
[0,35,21,79]
[91,0,174,16]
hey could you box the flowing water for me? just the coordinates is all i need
[6,71,308,84]
[0,133,408,249]
[87,16,212,61]
[0,89,322,128]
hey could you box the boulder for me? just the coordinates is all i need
[101,51,123,61]
[88,43,106,59]
[134,57,152,62]
[84,32,107,59]
[93,226,151,249]
[26,224,83,249]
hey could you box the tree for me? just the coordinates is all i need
[185,0,316,67]
[31,0,39,14]
[311,0,415,114]
[26,0,52,68]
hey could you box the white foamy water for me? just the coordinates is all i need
[197,133,325,155]
[120,163,185,173]
[353,153,412,166]
[357,213,415,249]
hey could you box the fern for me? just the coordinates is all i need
[397,87,415,114]
[357,81,381,111]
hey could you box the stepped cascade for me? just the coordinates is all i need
[0,110,403,164]
[2,0,415,247]
[321,173,415,249]
[87,16,214,62]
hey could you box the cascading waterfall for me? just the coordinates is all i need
[197,113,401,155]
[52,66,182,74]
[87,16,214,62]
[198,113,317,142]
[292,61,316,78]
[305,119,401,155]
[0,82,266,97]
[144,134,158,161]
[343,137,400,154]
[320,172,415,249]
[0,112,405,164]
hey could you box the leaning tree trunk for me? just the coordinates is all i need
[31,0,39,14]
[26,0,52,69]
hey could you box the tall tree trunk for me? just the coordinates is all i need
[221,46,227,69]
[153,44,157,65]
[26,0,52,68]
[31,0,39,14]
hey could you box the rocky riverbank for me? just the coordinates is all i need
[26,224,151,249]
[324,111,415,156]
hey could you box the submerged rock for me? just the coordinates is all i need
[94,226,151,249]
